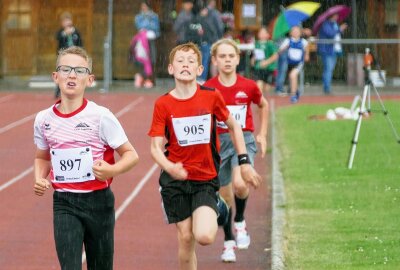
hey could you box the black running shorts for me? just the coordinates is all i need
[159,170,220,224]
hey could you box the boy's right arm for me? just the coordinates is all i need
[150,136,188,180]
[225,115,262,188]
[34,148,51,196]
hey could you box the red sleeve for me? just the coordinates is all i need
[214,90,230,122]
[252,82,262,105]
[148,99,167,137]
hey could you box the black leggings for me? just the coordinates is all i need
[53,188,115,270]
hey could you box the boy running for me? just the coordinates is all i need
[148,42,261,270]
[204,38,269,263]
[263,26,309,103]
[33,46,139,270]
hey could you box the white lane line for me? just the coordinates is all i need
[82,163,159,264]
[115,96,144,118]
[0,94,14,104]
[115,163,158,219]
[0,96,144,192]
[270,99,286,270]
[0,113,36,135]
[0,166,34,192]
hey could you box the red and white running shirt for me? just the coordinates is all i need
[34,99,128,193]
[148,85,230,181]
[204,75,262,134]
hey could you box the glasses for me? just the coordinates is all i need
[56,65,91,77]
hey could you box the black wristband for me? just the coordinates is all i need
[238,154,251,165]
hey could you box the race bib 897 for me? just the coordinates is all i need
[172,114,211,146]
[50,146,95,183]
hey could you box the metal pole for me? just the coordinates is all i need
[351,0,357,80]
[101,0,113,93]
[348,84,369,169]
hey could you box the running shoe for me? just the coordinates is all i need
[221,240,237,263]
[217,193,229,226]
[290,95,298,104]
[143,79,154,88]
[234,220,250,249]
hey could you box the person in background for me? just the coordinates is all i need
[317,13,347,95]
[235,29,255,75]
[134,1,161,88]
[206,0,224,78]
[173,0,194,45]
[251,26,277,95]
[55,12,83,98]
[263,26,309,103]
[273,36,288,96]
[196,4,219,83]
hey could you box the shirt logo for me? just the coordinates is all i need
[74,122,91,131]
[44,123,51,130]
[235,91,248,99]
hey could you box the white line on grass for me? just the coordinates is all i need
[271,100,286,270]
[82,163,159,264]
[0,96,144,192]
[0,94,14,104]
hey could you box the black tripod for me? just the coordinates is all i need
[347,49,400,169]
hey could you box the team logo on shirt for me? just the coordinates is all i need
[235,91,248,105]
[44,123,51,130]
[235,91,248,99]
[74,122,92,131]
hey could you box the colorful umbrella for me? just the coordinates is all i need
[272,1,321,40]
[312,5,351,35]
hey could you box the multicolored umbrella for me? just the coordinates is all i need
[312,5,351,35]
[272,1,321,40]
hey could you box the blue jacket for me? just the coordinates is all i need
[135,11,160,38]
[317,20,341,56]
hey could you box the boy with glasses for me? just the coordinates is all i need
[33,46,139,270]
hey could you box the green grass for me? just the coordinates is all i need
[276,101,400,269]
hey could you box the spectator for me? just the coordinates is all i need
[235,29,255,75]
[173,0,194,45]
[206,0,224,39]
[196,4,219,83]
[317,14,348,95]
[251,26,277,95]
[263,26,310,103]
[206,0,224,77]
[134,1,160,88]
[55,12,83,98]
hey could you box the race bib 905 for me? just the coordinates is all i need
[172,114,211,146]
[50,146,95,183]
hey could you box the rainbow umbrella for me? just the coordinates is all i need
[272,1,321,40]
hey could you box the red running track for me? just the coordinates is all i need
[0,91,272,270]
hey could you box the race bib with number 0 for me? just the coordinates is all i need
[217,105,247,129]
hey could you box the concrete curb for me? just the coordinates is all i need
[271,99,286,270]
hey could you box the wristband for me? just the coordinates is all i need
[238,154,251,165]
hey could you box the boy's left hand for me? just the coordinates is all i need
[93,160,115,181]
[256,133,267,158]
